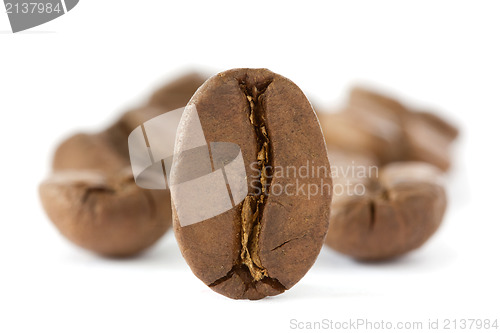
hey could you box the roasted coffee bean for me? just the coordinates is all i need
[149,72,207,110]
[171,68,332,299]
[349,87,459,170]
[402,111,458,171]
[318,87,459,170]
[318,110,404,165]
[325,159,447,260]
[39,72,206,257]
[327,149,379,192]
[40,169,172,257]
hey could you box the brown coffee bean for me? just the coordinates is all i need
[328,149,379,195]
[149,72,207,110]
[39,72,206,257]
[349,87,459,170]
[318,110,405,165]
[171,68,332,300]
[403,111,458,171]
[325,159,447,260]
[349,86,408,120]
[40,170,172,257]
[318,87,459,170]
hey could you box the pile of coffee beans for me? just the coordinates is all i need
[39,68,458,299]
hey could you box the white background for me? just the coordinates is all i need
[1,1,499,332]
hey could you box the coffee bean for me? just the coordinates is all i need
[318,87,459,170]
[149,72,208,110]
[318,110,404,165]
[349,87,459,170]
[40,169,172,257]
[325,158,447,260]
[171,68,332,299]
[39,72,206,257]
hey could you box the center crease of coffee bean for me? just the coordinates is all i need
[238,77,274,281]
